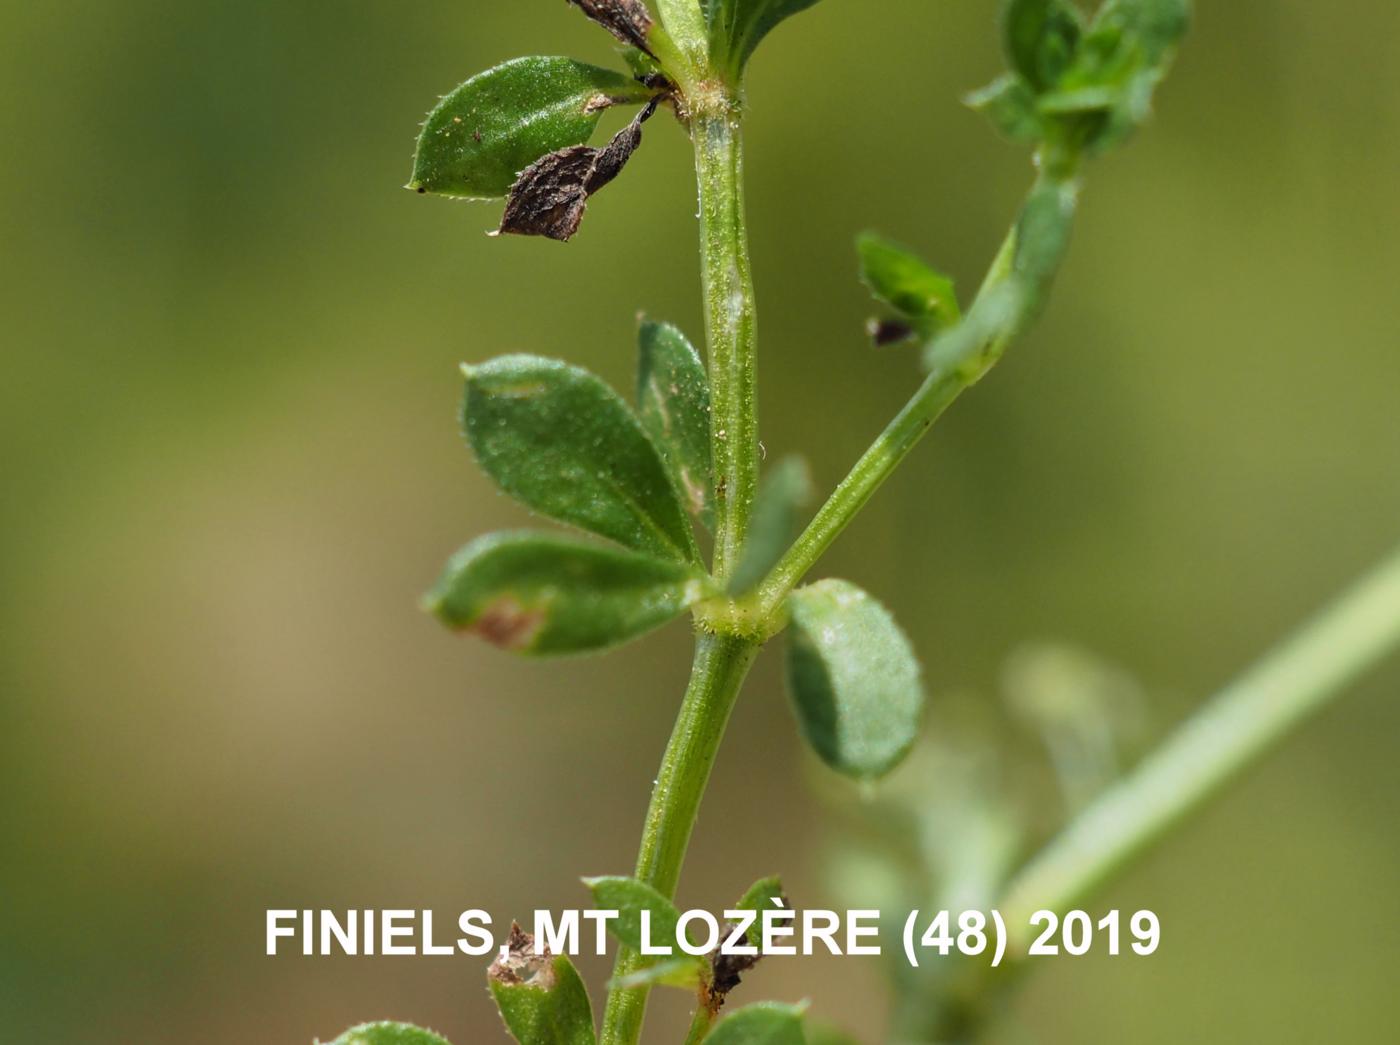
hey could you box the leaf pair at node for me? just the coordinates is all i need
[968,0,1190,155]
[427,323,716,657]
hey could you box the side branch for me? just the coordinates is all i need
[755,169,1080,617]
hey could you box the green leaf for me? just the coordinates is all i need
[1003,0,1085,93]
[735,875,785,916]
[786,580,924,780]
[804,1025,859,1045]
[1093,0,1190,66]
[1028,0,1190,153]
[966,74,1046,144]
[611,956,704,990]
[410,57,653,199]
[704,1002,808,1045]
[705,0,824,78]
[637,320,714,530]
[729,457,812,596]
[324,1024,452,1045]
[584,876,706,980]
[489,926,597,1045]
[427,532,708,656]
[857,234,961,331]
[463,355,700,564]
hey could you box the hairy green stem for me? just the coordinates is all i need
[756,169,1078,618]
[999,543,1400,945]
[600,634,760,1044]
[600,85,766,1045]
[695,107,761,585]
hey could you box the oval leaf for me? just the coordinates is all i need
[1004,0,1084,93]
[707,0,824,78]
[463,355,700,563]
[489,925,597,1045]
[637,320,714,530]
[411,57,652,199]
[326,1024,452,1045]
[735,875,786,916]
[427,532,708,656]
[785,580,924,780]
[966,73,1046,145]
[584,876,706,979]
[705,1002,808,1045]
[857,234,961,331]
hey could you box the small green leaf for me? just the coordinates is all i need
[729,457,812,596]
[735,875,785,916]
[637,320,714,530]
[489,926,597,1045]
[584,876,706,979]
[1093,0,1190,66]
[704,1002,808,1045]
[1037,0,1190,153]
[427,532,709,656]
[706,0,824,78]
[611,956,704,990]
[410,57,653,199]
[1003,0,1085,93]
[786,580,924,780]
[464,355,700,564]
[966,74,1045,144]
[325,1024,452,1045]
[857,234,961,331]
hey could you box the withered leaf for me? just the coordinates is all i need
[567,0,656,55]
[496,99,657,242]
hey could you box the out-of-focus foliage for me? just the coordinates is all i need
[4,2,1400,1043]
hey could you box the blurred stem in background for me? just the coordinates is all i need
[1001,541,1400,942]
[900,542,1400,1041]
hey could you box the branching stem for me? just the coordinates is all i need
[756,168,1079,618]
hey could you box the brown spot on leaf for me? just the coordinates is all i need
[567,0,656,56]
[471,596,546,651]
[489,923,556,989]
[495,99,658,242]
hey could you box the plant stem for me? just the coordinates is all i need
[600,634,760,1045]
[997,542,1400,947]
[694,105,761,586]
[601,85,766,1045]
[755,171,1077,619]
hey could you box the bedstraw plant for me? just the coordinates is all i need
[323,2,1400,1042]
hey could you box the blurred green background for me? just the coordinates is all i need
[2,1,1398,1041]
